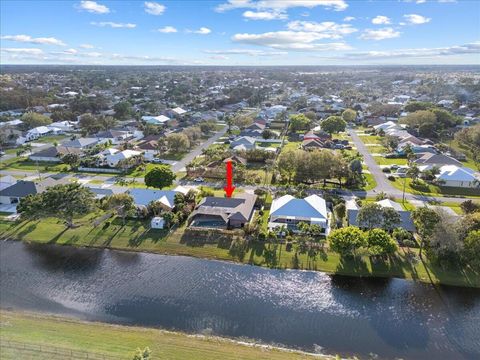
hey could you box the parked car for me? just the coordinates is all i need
[151,158,164,164]
[194,177,204,182]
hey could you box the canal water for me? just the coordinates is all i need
[0,241,479,359]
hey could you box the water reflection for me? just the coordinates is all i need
[1,241,479,360]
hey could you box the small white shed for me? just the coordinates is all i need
[151,216,165,229]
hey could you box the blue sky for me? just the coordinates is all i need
[1,0,479,65]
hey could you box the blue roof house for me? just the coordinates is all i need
[268,195,330,235]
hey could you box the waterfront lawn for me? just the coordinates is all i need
[1,214,478,287]
[0,311,316,360]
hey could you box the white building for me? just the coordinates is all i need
[436,165,480,188]
[105,149,141,167]
[268,195,330,235]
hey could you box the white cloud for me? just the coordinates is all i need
[371,15,391,25]
[64,48,78,54]
[193,27,212,35]
[84,52,103,57]
[144,2,165,15]
[403,14,431,24]
[343,16,355,22]
[243,10,287,20]
[204,48,287,56]
[416,0,427,3]
[1,34,66,46]
[232,31,351,51]
[91,22,137,28]
[157,26,177,33]
[79,44,95,49]
[360,27,400,40]
[216,0,348,12]
[338,41,480,60]
[2,48,44,55]
[209,55,230,60]
[78,1,109,14]
[286,20,357,37]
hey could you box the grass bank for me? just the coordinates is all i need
[0,214,478,288]
[0,310,323,360]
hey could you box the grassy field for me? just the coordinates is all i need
[388,177,480,199]
[449,139,478,171]
[372,156,409,166]
[0,214,478,287]
[0,311,321,360]
[356,134,382,145]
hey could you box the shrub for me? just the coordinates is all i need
[387,175,396,181]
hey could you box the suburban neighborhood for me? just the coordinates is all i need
[1,65,479,287]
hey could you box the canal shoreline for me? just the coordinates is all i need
[0,310,334,359]
[3,236,479,289]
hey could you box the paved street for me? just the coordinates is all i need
[347,129,469,204]
[171,126,228,173]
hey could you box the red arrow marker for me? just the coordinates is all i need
[224,160,235,198]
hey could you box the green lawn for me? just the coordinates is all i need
[1,214,477,287]
[373,156,408,166]
[357,135,382,145]
[388,177,480,198]
[0,311,318,360]
[448,139,478,171]
[0,157,68,172]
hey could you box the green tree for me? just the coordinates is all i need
[105,193,136,225]
[382,207,401,231]
[262,129,276,139]
[463,230,480,270]
[334,202,346,224]
[342,108,357,122]
[21,112,51,129]
[144,165,176,189]
[277,149,298,183]
[78,114,102,135]
[113,101,132,120]
[411,207,441,259]
[366,229,398,256]
[61,153,80,170]
[167,133,190,152]
[357,203,384,230]
[328,226,366,257]
[289,114,311,132]
[320,116,347,135]
[17,183,95,228]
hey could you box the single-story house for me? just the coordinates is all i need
[268,195,330,235]
[189,193,257,229]
[94,130,133,145]
[414,153,463,167]
[230,136,256,151]
[0,178,66,206]
[105,149,142,167]
[136,140,159,160]
[0,175,17,191]
[29,146,83,162]
[128,188,180,210]
[25,126,53,141]
[61,137,100,149]
[346,199,415,232]
[48,121,76,132]
[142,115,170,126]
[435,165,480,188]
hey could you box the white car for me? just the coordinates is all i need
[193,177,204,182]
